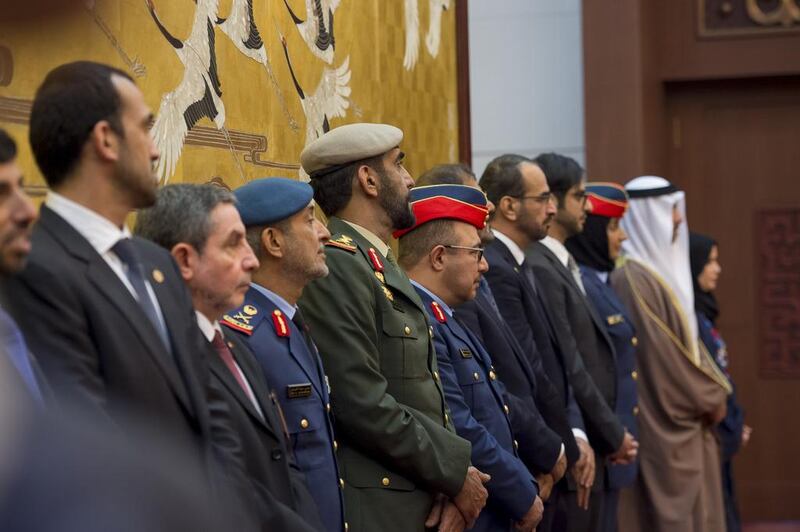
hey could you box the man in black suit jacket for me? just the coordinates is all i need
[1,62,257,529]
[479,154,602,532]
[527,153,638,531]
[136,183,322,531]
[416,165,571,500]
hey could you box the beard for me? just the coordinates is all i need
[117,147,157,209]
[376,171,415,231]
[283,239,329,283]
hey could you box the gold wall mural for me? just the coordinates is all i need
[0,0,459,194]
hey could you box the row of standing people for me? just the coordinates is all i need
[0,60,747,532]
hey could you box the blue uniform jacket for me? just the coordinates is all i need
[579,265,639,489]
[414,286,538,531]
[222,286,345,531]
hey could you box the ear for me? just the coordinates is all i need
[261,226,285,259]
[429,244,447,273]
[90,120,121,163]
[354,164,380,199]
[170,243,198,283]
[496,196,519,222]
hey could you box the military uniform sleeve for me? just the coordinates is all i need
[299,248,471,497]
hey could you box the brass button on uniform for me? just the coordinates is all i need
[489,370,497,380]
[503,404,510,415]
[631,370,638,381]
[404,326,411,336]
[473,372,480,381]
[344,523,349,532]
[339,478,345,489]
[300,418,309,429]
[333,440,338,451]
[429,326,434,339]
[633,406,640,416]
[631,337,639,347]
[381,477,390,487]
[444,413,449,424]
[326,402,331,413]
[433,371,440,381]
[513,439,519,451]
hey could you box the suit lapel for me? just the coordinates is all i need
[39,208,193,413]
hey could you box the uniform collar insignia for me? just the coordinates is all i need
[430,301,447,323]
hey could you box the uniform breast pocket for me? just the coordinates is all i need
[380,310,428,379]
[453,356,488,418]
[282,397,328,470]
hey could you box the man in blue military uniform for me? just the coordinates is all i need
[565,182,639,532]
[398,184,543,532]
[221,177,345,531]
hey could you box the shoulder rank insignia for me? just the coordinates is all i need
[606,314,624,326]
[368,247,384,272]
[382,285,394,302]
[326,234,357,252]
[221,303,264,336]
[271,309,290,337]
[430,301,447,323]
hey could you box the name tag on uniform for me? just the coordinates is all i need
[286,383,313,399]
[607,314,624,325]
[459,347,473,359]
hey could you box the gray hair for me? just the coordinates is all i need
[135,184,235,253]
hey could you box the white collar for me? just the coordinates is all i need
[342,220,390,257]
[195,311,222,343]
[491,229,525,266]
[539,236,570,268]
[45,191,131,255]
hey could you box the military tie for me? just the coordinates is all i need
[212,330,263,419]
[0,306,44,406]
[291,307,316,355]
[112,238,172,353]
[567,253,587,295]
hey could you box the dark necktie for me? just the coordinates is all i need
[112,238,171,353]
[0,306,44,405]
[292,308,316,355]
[521,259,539,296]
[567,253,587,295]
[212,330,262,418]
[478,277,503,322]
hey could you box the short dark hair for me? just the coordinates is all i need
[416,163,476,186]
[312,153,385,217]
[0,129,17,164]
[532,152,584,205]
[29,61,133,189]
[135,184,235,254]
[398,219,457,270]
[479,154,531,206]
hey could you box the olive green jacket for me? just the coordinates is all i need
[299,217,472,532]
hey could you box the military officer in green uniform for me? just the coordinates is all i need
[298,123,490,532]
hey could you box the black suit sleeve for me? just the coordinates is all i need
[531,264,624,456]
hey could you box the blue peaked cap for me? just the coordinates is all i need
[234,177,314,226]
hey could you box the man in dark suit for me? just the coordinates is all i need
[222,177,345,531]
[416,165,570,505]
[525,153,637,530]
[0,129,46,408]
[135,183,322,531]
[1,62,256,529]
[399,183,543,532]
[479,154,597,532]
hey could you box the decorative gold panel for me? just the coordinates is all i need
[699,0,800,37]
[0,0,459,193]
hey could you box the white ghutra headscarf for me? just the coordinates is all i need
[621,176,698,355]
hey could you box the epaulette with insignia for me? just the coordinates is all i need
[221,303,264,336]
[325,234,357,253]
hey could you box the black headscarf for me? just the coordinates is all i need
[565,214,615,272]
[689,232,720,323]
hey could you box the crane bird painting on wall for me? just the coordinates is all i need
[146,0,228,182]
[403,0,451,71]
[282,0,340,65]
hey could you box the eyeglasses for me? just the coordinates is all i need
[442,244,485,262]
[571,190,588,205]
[512,192,553,205]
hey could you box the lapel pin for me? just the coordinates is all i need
[152,269,165,284]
